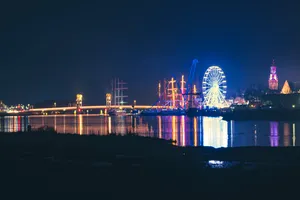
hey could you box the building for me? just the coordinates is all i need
[268,60,279,90]
[281,80,292,94]
[262,93,300,109]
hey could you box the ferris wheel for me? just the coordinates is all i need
[202,66,227,108]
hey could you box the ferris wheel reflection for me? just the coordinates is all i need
[202,117,228,148]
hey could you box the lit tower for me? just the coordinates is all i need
[106,93,112,107]
[268,60,278,90]
[76,94,83,113]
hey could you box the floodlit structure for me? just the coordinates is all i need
[106,93,112,107]
[202,66,227,108]
[281,80,292,94]
[111,78,128,106]
[76,94,83,112]
[269,60,278,90]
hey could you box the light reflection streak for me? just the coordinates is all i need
[283,123,290,146]
[13,116,17,132]
[293,123,296,146]
[86,115,89,134]
[172,116,176,143]
[42,115,44,126]
[108,116,111,134]
[254,124,257,146]
[181,116,185,146]
[17,116,21,132]
[63,115,66,133]
[133,117,137,133]
[270,122,279,147]
[158,116,162,139]
[74,115,77,134]
[54,115,57,131]
[193,117,197,146]
[199,116,203,146]
[118,116,126,134]
[78,114,83,135]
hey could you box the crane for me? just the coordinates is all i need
[180,59,199,109]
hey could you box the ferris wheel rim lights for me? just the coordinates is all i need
[202,65,228,108]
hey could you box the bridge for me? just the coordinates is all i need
[29,105,164,112]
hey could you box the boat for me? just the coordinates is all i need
[186,108,222,117]
[159,108,186,116]
[128,109,140,116]
[140,109,159,116]
[108,109,127,116]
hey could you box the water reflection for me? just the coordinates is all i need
[203,117,228,148]
[0,116,28,132]
[2,115,300,147]
[193,117,197,146]
[181,116,186,146]
[293,123,296,146]
[270,122,279,147]
[158,116,162,139]
[283,123,290,146]
[172,116,177,142]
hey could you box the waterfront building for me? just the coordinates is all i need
[268,60,279,91]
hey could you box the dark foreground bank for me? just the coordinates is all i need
[1,131,300,199]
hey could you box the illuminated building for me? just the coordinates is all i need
[281,80,292,94]
[262,93,300,108]
[268,60,278,90]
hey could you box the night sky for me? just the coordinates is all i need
[1,0,300,105]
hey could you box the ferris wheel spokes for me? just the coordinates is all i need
[202,66,227,108]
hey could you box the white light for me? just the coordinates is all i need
[202,66,228,108]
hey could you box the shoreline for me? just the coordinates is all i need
[1,132,300,198]
[2,131,300,164]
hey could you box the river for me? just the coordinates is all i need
[0,114,298,147]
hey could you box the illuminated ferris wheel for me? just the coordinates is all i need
[202,66,227,108]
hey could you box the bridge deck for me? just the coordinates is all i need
[29,105,167,112]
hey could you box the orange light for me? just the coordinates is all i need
[170,77,176,108]
[181,75,185,107]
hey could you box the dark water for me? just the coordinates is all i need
[0,114,298,148]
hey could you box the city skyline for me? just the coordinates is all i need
[1,1,300,105]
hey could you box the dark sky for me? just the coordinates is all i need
[1,0,300,105]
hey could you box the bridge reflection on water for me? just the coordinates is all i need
[0,115,299,147]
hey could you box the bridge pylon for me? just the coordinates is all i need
[76,94,83,113]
